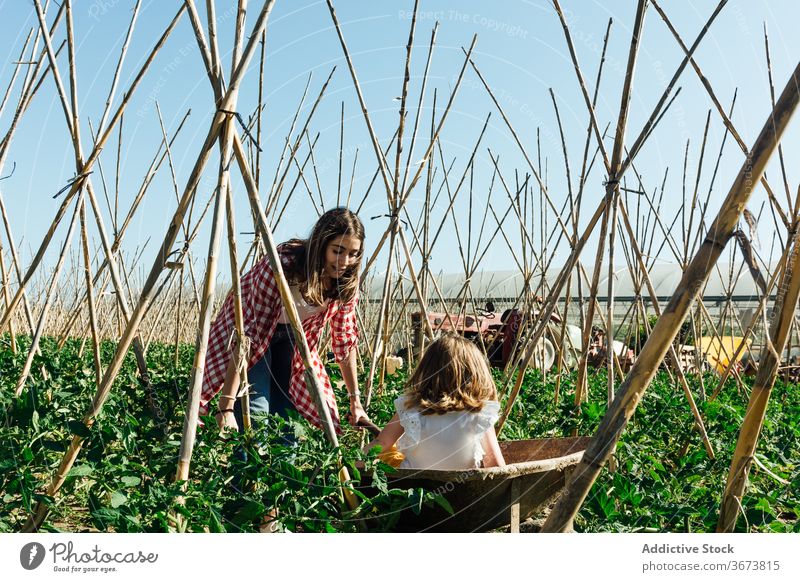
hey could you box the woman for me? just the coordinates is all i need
[199,207,368,434]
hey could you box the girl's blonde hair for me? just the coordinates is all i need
[282,207,365,305]
[404,333,497,415]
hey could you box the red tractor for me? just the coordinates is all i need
[410,302,566,371]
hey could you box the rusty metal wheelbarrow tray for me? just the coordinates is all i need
[361,436,590,532]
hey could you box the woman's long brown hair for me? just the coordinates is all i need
[281,207,365,305]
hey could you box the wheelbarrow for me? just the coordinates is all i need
[355,419,590,532]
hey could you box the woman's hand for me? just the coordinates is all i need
[215,410,239,433]
[349,398,369,426]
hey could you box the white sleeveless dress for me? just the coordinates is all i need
[394,395,501,470]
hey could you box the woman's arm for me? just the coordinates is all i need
[364,412,404,454]
[480,427,506,467]
[339,346,369,425]
[331,292,368,425]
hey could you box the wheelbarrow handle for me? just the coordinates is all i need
[355,417,382,437]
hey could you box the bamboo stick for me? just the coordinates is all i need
[557,0,648,410]
[689,92,738,259]
[96,0,141,136]
[88,118,117,234]
[354,129,400,216]
[12,2,93,393]
[763,22,796,217]
[345,147,358,209]
[45,0,155,389]
[400,22,438,197]
[717,228,800,531]
[184,0,222,102]
[617,0,728,177]
[254,28,265,212]
[0,241,17,353]
[223,103,366,518]
[266,71,334,217]
[606,196,620,402]
[338,101,344,206]
[358,35,477,281]
[23,0,268,531]
[0,11,70,338]
[541,59,800,532]
[557,17,613,399]
[393,0,419,209]
[495,184,612,432]
[711,241,792,400]
[325,0,394,197]
[650,0,789,230]
[306,128,328,215]
[205,0,224,95]
[224,174,251,432]
[232,130,361,505]
[363,228,397,409]
[0,4,186,337]
[0,195,36,333]
[466,54,575,241]
[0,2,66,164]
[15,189,84,396]
[55,109,193,347]
[176,113,237,483]
[0,30,33,121]
[617,200,715,457]
[552,91,576,396]
[78,202,101,388]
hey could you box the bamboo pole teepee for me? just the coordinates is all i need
[542,58,800,532]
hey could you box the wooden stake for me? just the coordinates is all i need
[541,59,800,532]
[24,0,268,531]
[717,229,800,531]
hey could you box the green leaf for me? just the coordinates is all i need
[69,464,93,477]
[120,476,141,488]
[276,461,307,487]
[109,491,127,508]
[371,469,389,494]
[409,488,424,515]
[67,420,92,438]
[433,494,454,515]
[231,500,265,526]
[91,507,120,530]
[207,509,225,533]
[754,497,776,517]
[42,439,67,452]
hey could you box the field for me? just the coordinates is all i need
[1,333,797,533]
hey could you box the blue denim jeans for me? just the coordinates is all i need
[233,323,298,452]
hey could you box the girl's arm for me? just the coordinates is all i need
[364,412,404,454]
[481,427,506,467]
[339,343,369,425]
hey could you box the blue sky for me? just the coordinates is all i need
[0,0,798,288]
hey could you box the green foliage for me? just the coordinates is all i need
[0,335,448,532]
[0,332,797,532]
[494,365,799,533]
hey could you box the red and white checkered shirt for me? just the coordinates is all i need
[198,244,359,433]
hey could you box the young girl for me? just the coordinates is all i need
[199,207,368,434]
[368,334,506,470]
